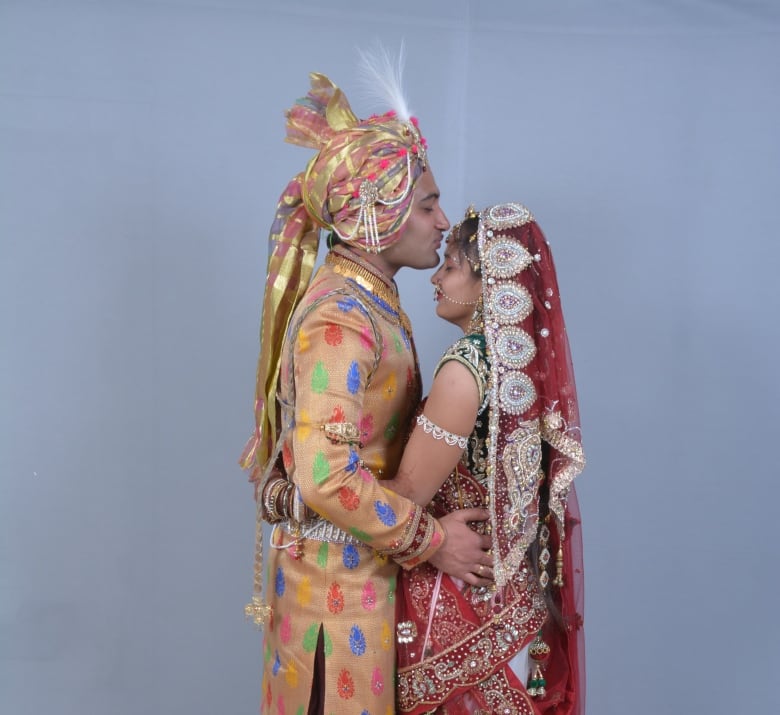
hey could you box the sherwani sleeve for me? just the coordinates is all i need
[288,294,444,568]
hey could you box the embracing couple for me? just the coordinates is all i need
[240,65,586,715]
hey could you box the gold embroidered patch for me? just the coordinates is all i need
[321,421,362,446]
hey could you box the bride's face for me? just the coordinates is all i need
[430,242,482,331]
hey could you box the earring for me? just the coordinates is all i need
[466,296,484,334]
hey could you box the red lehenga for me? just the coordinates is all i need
[396,203,586,715]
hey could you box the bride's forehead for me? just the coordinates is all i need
[442,246,463,265]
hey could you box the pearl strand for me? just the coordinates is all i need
[434,283,480,306]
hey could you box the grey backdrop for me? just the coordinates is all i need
[2,1,779,713]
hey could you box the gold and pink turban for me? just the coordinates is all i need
[240,72,430,478]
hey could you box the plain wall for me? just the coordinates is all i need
[2,1,779,713]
